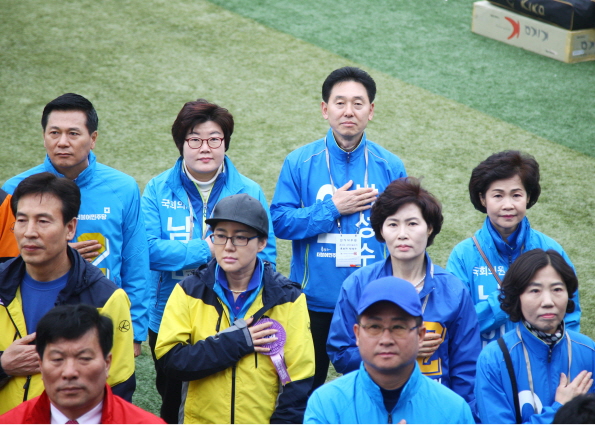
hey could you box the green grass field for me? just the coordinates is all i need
[1,0,594,416]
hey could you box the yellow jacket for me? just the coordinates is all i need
[0,248,135,414]
[156,260,315,424]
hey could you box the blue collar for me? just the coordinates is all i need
[44,151,96,187]
[214,259,264,323]
[485,216,529,264]
[324,128,367,161]
[359,360,422,414]
[381,253,436,299]
[180,160,226,221]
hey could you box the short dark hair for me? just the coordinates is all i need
[36,304,113,359]
[553,394,595,424]
[499,249,577,322]
[41,93,98,134]
[322,67,376,103]
[469,150,540,214]
[171,99,234,155]
[370,177,443,247]
[11,172,81,224]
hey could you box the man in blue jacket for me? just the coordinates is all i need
[2,93,150,356]
[271,67,407,389]
[304,277,474,424]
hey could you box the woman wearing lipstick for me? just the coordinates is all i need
[328,177,481,411]
[447,150,580,349]
[141,99,276,423]
[475,248,595,424]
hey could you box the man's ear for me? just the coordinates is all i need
[105,352,112,375]
[354,323,360,347]
[321,101,329,120]
[66,218,77,241]
[90,131,97,150]
[417,324,426,340]
[368,102,375,121]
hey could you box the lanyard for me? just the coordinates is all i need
[187,190,212,240]
[187,196,196,240]
[516,326,572,414]
[324,136,369,234]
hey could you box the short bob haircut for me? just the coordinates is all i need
[370,177,443,248]
[499,249,577,323]
[36,304,113,360]
[41,93,99,134]
[171,99,234,155]
[469,150,541,214]
[11,172,81,224]
[322,67,376,104]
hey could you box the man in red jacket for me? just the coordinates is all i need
[0,304,163,424]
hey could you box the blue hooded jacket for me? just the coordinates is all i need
[327,254,481,407]
[141,156,276,333]
[270,128,406,312]
[447,217,581,348]
[475,323,595,423]
[3,152,150,342]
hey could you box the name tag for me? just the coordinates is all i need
[336,234,362,268]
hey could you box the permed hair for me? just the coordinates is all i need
[469,150,540,214]
[370,177,443,248]
[499,249,577,323]
[553,394,595,424]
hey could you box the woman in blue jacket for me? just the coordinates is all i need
[475,249,594,424]
[141,99,276,423]
[327,177,481,409]
[447,150,580,348]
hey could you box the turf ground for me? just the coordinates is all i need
[1,0,594,415]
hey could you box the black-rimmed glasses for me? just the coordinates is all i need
[210,233,258,246]
[185,137,224,149]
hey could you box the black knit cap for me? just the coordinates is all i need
[205,193,269,237]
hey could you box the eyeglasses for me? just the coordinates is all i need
[185,137,224,149]
[359,323,419,339]
[210,233,258,246]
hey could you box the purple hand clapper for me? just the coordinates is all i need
[255,318,291,385]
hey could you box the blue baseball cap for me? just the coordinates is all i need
[357,276,422,317]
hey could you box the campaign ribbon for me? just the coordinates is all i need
[255,318,291,385]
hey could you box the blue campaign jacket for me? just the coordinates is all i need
[2,152,150,342]
[327,254,481,407]
[475,323,595,424]
[446,217,581,348]
[270,128,407,312]
[305,361,475,424]
[141,156,276,333]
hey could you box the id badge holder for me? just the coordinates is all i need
[336,234,362,268]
